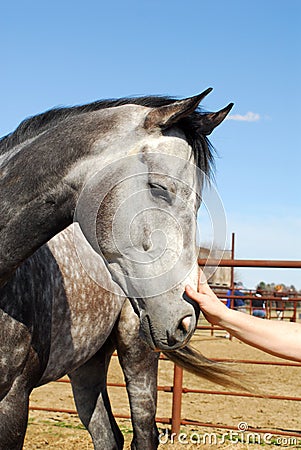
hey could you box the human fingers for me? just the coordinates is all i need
[197,269,211,295]
[185,284,201,302]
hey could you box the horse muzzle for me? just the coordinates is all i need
[139,312,196,351]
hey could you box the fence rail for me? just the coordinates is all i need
[198,258,301,268]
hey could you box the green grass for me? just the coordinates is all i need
[28,417,85,430]
[28,416,134,436]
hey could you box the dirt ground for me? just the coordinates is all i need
[24,328,301,449]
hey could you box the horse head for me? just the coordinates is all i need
[75,89,233,350]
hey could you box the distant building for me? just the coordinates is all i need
[199,247,232,287]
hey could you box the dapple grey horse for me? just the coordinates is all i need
[0,224,240,450]
[0,91,234,449]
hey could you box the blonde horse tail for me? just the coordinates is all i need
[163,344,248,391]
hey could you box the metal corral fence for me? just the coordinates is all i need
[29,255,301,440]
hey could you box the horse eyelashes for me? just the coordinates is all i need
[148,183,172,204]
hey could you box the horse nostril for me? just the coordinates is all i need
[167,315,194,347]
[181,316,192,333]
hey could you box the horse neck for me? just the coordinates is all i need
[0,113,111,286]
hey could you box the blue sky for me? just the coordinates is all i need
[1,0,301,289]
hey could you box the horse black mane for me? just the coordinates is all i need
[0,96,215,175]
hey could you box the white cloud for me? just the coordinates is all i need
[227,112,260,122]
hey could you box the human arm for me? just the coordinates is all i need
[185,280,301,362]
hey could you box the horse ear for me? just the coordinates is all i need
[144,88,213,130]
[198,103,234,135]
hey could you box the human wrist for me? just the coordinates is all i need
[215,305,237,329]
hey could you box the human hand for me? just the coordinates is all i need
[185,273,229,325]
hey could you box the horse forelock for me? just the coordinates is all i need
[0,96,215,176]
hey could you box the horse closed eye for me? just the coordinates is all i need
[149,183,172,204]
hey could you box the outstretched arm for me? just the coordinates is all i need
[185,280,301,363]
